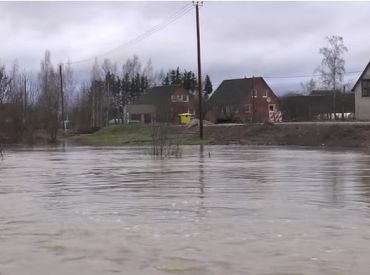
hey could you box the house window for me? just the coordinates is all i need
[362,79,370,97]
[130,114,141,121]
[244,104,251,113]
[269,104,276,112]
[252,89,257,98]
[262,89,268,97]
[225,105,236,115]
[172,94,189,102]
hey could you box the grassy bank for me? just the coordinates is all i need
[69,124,211,146]
[69,122,370,148]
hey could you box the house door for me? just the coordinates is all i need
[268,104,276,112]
[144,114,152,123]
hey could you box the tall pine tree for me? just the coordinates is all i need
[204,74,213,97]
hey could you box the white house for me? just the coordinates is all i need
[353,61,370,120]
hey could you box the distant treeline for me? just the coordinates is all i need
[0,51,213,144]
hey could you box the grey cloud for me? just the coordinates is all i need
[0,1,369,94]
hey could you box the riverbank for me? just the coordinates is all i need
[69,124,210,146]
[69,122,370,148]
[199,122,370,148]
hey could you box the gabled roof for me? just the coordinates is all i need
[208,77,260,105]
[135,85,184,105]
[352,61,370,91]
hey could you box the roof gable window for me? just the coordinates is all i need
[171,94,189,102]
[362,79,370,97]
[244,104,251,113]
[262,89,268,97]
[252,89,257,98]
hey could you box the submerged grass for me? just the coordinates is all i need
[69,124,211,146]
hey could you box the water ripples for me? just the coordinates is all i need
[1,145,370,274]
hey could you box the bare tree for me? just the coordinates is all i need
[0,65,11,104]
[91,57,103,81]
[318,35,348,119]
[62,62,75,122]
[69,82,92,132]
[143,59,154,86]
[8,61,24,104]
[300,78,317,95]
[122,55,141,79]
[155,69,166,86]
[90,58,103,128]
[102,58,117,76]
[37,50,59,142]
[318,35,348,91]
[101,59,118,126]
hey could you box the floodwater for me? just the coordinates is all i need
[1,145,370,275]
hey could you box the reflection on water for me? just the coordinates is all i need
[1,145,370,274]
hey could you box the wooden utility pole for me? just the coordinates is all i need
[59,64,66,134]
[341,85,345,121]
[194,1,203,139]
[22,78,27,135]
[92,81,96,128]
[252,76,255,123]
[23,78,27,116]
[106,74,110,127]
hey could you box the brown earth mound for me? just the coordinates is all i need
[175,122,370,148]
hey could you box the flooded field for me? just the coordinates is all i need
[1,145,370,275]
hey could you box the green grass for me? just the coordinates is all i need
[69,124,212,146]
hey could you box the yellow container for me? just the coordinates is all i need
[177,113,193,124]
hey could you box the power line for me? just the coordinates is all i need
[264,70,362,80]
[68,3,194,66]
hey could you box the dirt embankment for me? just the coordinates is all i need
[176,122,370,148]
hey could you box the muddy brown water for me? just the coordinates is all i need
[1,145,370,275]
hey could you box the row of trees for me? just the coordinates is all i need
[71,57,214,132]
[1,34,350,142]
[0,52,214,142]
[72,56,152,131]
[161,67,213,96]
[0,51,75,143]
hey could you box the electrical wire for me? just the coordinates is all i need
[68,3,194,65]
[64,2,363,82]
[264,70,362,80]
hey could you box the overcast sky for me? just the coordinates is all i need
[1,1,370,94]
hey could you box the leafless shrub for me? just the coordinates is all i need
[151,124,182,158]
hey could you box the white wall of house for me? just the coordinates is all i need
[355,65,370,120]
[126,104,156,124]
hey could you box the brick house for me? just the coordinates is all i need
[128,85,197,123]
[352,61,370,120]
[205,77,281,123]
